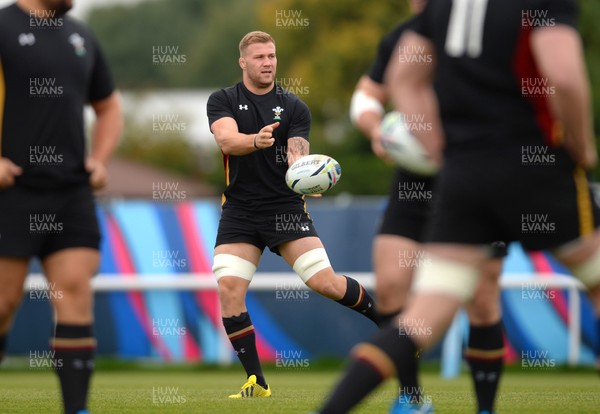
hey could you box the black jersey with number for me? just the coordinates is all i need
[207,82,311,215]
[0,3,115,188]
[368,17,418,84]
[414,0,577,149]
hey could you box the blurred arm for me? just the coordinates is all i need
[351,75,387,138]
[386,31,444,165]
[89,91,122,164]
[87,91,123,190]
[350,76,389,159]
[531,25,596,169]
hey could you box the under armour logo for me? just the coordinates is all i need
[301,225,309,231]
[239,105,248,110]
[18,33,36,46]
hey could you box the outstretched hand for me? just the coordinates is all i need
[254,122,279,149]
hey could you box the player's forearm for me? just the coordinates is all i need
[394,83,444,164]
[551,75,595,166]
[89,93,123,165]
[350,77,386,141]
[355,111,383,141]
[216,131,257,156]
[532,27,596,167]
[286,137,309,166]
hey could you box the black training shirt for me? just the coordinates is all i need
[0,3,115,188]
[207,81,311,215]
[413,0,578,149]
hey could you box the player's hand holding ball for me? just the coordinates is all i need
[0,158,22,189]
[369,125,395,164]
[379,111,440,176]
[254,122,279,150]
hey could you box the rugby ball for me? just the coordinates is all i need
[285,154,342,195]
[380,111,439,176]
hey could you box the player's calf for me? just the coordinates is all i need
[0,296,22,334]
[334,275,378,324]
[0,257,29,352]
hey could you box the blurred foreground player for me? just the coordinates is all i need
[318,0,600,413]
[351,0,505,412]
[0,1,122,413]
[207,31,377,399]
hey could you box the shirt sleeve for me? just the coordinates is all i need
[367,34,393,84]
[411,3,431,39]
[206,89,234,130]
[288,98,311,141]
[538,0,578,29]
[367,22,410,84]
[87,34,115,102]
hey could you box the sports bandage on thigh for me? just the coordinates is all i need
[412,256,480,303]
[212,254,257,282]
[293,248,332,283]
[349,89,384,125]
[568,248,600,288]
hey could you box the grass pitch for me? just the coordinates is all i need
[0,365,598,413]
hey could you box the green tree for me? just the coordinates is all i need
[87,0,257,88]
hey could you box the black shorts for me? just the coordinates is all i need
[0,184,100,259]
[425,143,600,251]
[215,207,319,255]
[378,169,435,242]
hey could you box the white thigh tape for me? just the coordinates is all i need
[413,256,480,303]
[212,254,256,281]
[292,248,332,283]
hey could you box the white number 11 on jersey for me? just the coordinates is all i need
[445,0,490,58]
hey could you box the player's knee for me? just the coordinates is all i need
[54,274,92,298]
[413,256,480,303]
[307,275,339,298]
[212,254,256,282]
[292,248,332,284]
[466,299,500,325]
[217,276,247,300]
[376,267,411,294]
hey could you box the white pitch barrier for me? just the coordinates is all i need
[24,272,586,375]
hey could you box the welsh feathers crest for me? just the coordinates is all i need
[272,106,284,120]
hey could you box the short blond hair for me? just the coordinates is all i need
[239,31,275,56]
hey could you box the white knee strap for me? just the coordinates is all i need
[413,256,480,303]
[569,247,600,288]
[293,248,332,283]
[212,254,256,281]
